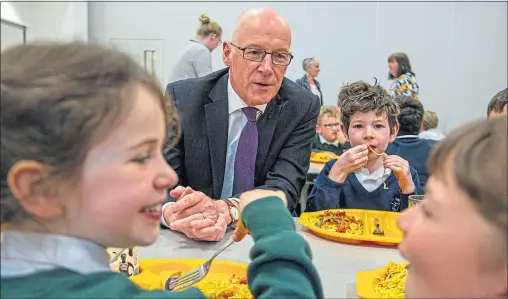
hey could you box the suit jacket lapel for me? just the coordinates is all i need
[256,94,283,179]
[205,74,229,198]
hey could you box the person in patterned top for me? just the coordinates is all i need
[388,52,419,100]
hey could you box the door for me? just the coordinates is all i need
[1,19,26,52]
[109,38,165,89]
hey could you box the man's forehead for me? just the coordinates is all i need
[237,27,290,47]
[232,9,291,48]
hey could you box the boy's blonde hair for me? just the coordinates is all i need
[422,110,439,130]
[318,105,341,125]
[428,116,507,256]
[0,42,180,224]
[196,14,222,38]
[338,81,400,134]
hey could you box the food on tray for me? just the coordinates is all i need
[310,151,340,163]
[197,275,252,299]
[130,269,252,298]
[313,210,363,234]
[374,261,408,298]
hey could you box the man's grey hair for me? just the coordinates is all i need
[302,57,315,71]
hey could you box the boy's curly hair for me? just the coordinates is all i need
[337,80,400,134]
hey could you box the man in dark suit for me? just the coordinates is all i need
[160,8,320,241]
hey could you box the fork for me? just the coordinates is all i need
[167,238,235,291]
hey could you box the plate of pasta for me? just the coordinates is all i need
[356,261,408,298]
[129,258,252,298]
[298,209,403,246]
[310,152,340,164]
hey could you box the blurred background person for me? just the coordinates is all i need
[169,14,222,82]
[386,96,436,189]
[296,57,323,106]
[487,88,507,119]
[388,52,419,100]
[311,105,350,155]
[419,110,446,141]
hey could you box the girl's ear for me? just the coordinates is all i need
[8,160,64,220]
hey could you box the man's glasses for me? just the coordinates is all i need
[229,43,293,66]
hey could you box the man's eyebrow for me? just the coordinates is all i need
[244,44,290,53]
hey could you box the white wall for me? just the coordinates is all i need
[88,2,507,133]
[0,1,88,43]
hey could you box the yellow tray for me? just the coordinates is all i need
[298,209,403,246]
[356,262,408,298]
[130,258,248,291]
[356,265,386,298]
[310,152,340,164]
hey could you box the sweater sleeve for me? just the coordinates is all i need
[306,160,346,212]
[242,196,324,299]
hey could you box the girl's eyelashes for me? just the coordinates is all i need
[132,153,152,164]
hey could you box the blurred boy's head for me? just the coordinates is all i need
[398,116,507,298]
[316,105,341,143]
[394,95,424,136]
[338,81,399,157]
[422,110,439,132]
[487,88,507,119]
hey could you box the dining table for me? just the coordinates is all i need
[140,218,406,298]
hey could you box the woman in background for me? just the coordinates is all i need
[388,52,419,100]
[419,110,446,141]
[296,57,323,106]
[169,14,222,82]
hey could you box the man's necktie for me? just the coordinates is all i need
[232,107,258,195]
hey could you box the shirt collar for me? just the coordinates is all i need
[396,135,420,139]
[1,230,111,277]
[355,166,391,178]
[318,134,339,147]
[227,78,267,115]
[190,37,203,44]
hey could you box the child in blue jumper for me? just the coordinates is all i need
[306,81,423,212]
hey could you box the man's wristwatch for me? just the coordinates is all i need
[223,198,240,225]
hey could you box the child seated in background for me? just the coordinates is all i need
[311,105,350,155]
[419,110,446,141]
[306,81,423,212]
[387,96,436,188]
[0,43,323,299]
